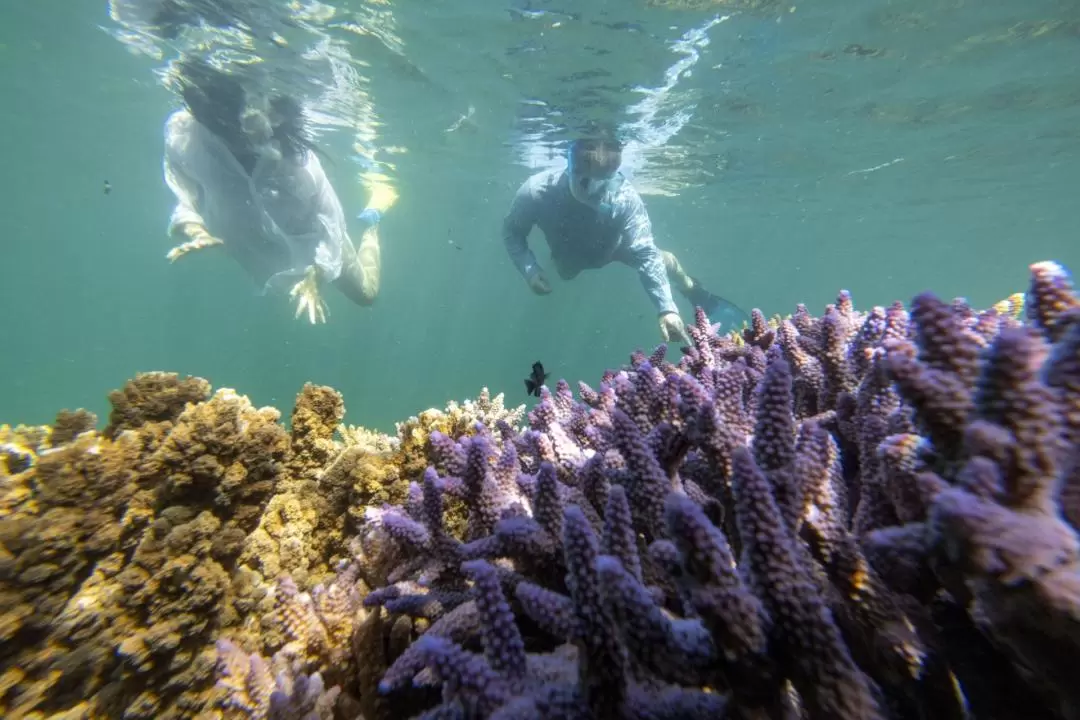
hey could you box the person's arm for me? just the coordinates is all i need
[275,152,347,324]
[307,151,349,281]
[613,190,679,317]
[162,112,225,262]
[502,179,543,282]
[162,112,207,238]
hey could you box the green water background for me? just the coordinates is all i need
[1,1,1077,430]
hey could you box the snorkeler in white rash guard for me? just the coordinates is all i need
[162,59,388,323]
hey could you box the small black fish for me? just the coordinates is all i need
[103,180,112,195]
[524,361,548,397]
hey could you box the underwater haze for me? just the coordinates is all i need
[0,0,1077,430]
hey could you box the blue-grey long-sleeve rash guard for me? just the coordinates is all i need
[502,168,678,316]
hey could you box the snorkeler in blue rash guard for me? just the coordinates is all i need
[502,138,748,344]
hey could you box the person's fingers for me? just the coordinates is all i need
[659,315,690,344]
[531,276,551,294]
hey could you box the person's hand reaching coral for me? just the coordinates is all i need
[659,311,690,344]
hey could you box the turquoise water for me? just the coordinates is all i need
[0,0,1077,431]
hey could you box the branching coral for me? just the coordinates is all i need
[329,388,526,540]
[353,262,1079,720]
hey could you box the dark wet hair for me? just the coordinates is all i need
[151,0,243,40]
[176,58,254,170]
[175,58,316,174]
[570,138,623,178]
[267,94,316,164]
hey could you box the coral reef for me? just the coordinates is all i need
[2,261,1079,720]
[0,372,521,719]
[0,378,289,720]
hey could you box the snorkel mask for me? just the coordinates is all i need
[567,141,624,212]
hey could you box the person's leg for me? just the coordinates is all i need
[661,249,695,294]
[332,168,397,307]
[660,249,750,331]
[332,225,381,306]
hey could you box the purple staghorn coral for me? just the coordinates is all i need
[211,260,1080,720]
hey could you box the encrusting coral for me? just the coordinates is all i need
[0,375,290,720]
[0,373,523,720]
[2,261,1079,720]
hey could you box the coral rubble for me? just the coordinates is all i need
[2,262,1080,720]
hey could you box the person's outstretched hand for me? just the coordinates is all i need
[290,265,329,324]
[528,272,552,295]
[167,222,224,263]
[659,312,690,344]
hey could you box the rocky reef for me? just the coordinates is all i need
[1,261,1078,720]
